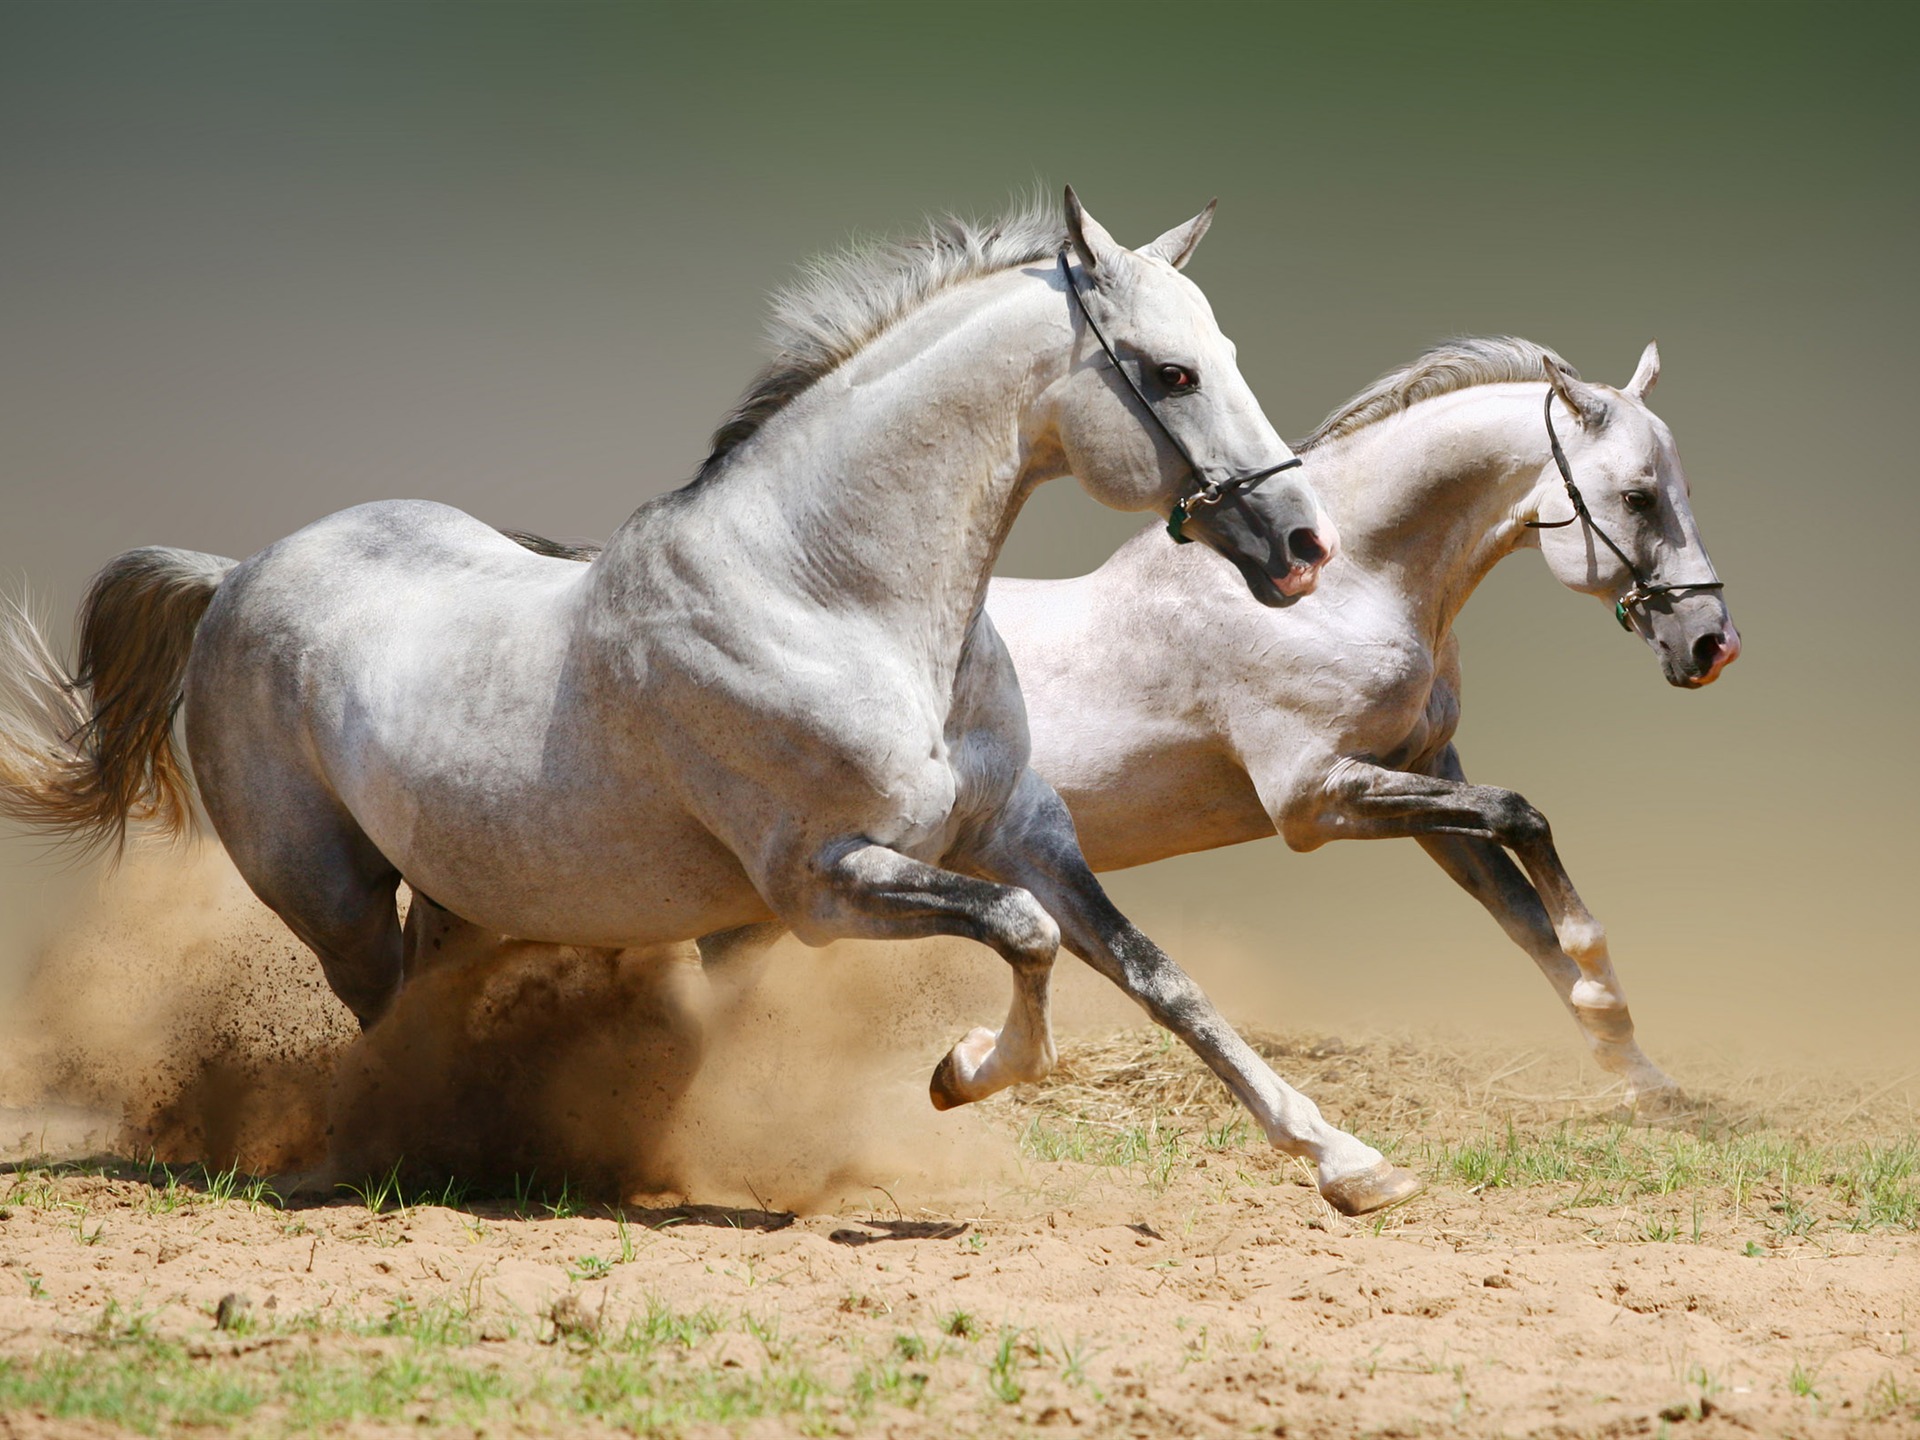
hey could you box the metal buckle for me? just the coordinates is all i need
[1167,481,1225,544]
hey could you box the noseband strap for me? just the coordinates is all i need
[1524,391,1724,631]
[1059,249,1301,544]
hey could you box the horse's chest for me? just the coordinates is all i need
[1367,660,1451,779]
[1374,679,1460,770]
[1302,620,1441,754]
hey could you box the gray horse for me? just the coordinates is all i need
[0,190,1422,1217]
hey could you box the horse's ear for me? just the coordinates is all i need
[1542,353,1609,429]
[1140,200,1217,271]
[1064,185,1123,278]
[1624,340,1660,399]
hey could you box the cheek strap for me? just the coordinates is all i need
[1058,248,1301,545]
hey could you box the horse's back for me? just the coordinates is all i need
[216,499,577,609]
[186,500,584,837]
[192,500,570,716]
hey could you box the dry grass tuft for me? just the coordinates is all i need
[1005,1025,1920,1146]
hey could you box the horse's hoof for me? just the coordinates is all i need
[928,1027,997,1112]
[1319,1161,1424,1217]
[1624,1083,1693,1121]
[928,1051,968,1111]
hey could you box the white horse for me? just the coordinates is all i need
[988,338,1738,1105]
[0,191,1425,1216]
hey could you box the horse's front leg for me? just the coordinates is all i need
[959,770,1422,1217]
[1414,827,1680,1104]
[1292,747,1679,1107]
[772,836,1061,1108]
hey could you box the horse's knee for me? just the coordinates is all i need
[316,947,403,1031]
[1492,791,1551,848]
[985,889,1059,969]
[274,875,404,1028]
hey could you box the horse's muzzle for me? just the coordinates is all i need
[1681,625,1741,688]
[1273,521,1338,597]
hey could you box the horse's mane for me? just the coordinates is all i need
[1298,336,1576,450]
[696,194,1066,482]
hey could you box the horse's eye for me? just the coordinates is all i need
[1623,490,1656,514]
[1157,364,1197,392]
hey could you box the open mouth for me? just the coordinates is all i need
[1273,560,1324,598]
[1227,553,1320,607]
[1271,522,1336,598]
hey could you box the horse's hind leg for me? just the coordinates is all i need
[263,844,404,1030]
[402,888,509,983]
[695,921,787,1011]
[211,794,406,1030]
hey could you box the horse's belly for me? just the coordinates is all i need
[389,798,772,947]
[1042,739,1276,872]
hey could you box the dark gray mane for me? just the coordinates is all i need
[697,195,1066,481]
[499,529,601,562]
[1299,336,1575,450]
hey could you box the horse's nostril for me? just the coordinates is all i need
[1288,527,1329,567]
[1691,632,1724,672]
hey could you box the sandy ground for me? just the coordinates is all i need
[2,1034,1917,1438]
[0,858,1916,1437]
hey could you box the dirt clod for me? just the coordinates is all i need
[546,1292,600,1342]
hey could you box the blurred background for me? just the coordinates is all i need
[2,2,1913,1063]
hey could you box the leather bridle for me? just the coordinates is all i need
[1059,249,1302,545]
[1525,390,1725,631]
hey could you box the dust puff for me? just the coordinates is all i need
[1,849,1018,1209]
[0,848,350,1171]
[327,930,1018,1213]
[658,934,1019,1212]
[326,941,709,1198]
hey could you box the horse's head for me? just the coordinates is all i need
[1530,344,1739,688]
[1051,187,1335,604]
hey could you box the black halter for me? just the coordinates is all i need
[1525,390,1725,631]
[1059,249,1302,544]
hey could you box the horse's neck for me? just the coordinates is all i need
[606,266,1062,666]
[1312,385,1550,636]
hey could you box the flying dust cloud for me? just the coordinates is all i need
[0,848,1044,1212]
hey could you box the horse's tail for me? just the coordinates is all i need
[0,547,237,857]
